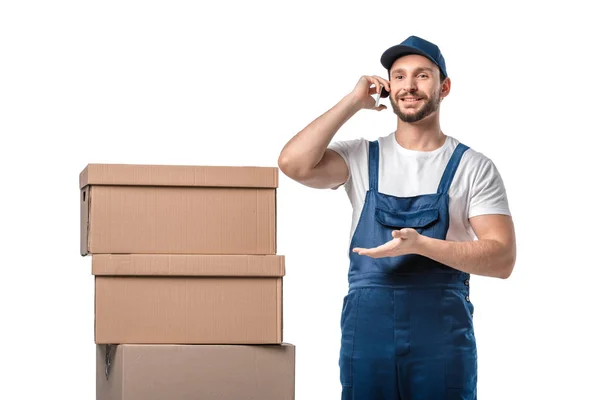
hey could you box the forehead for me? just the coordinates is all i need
[389,54,438,74]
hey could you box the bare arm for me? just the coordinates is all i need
[353,214,517,279]
[278,76,390,189]
[417,214,517,279]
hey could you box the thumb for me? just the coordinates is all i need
[392,229,408,239]
[374,105,387,111]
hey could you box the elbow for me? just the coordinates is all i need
[277,153,289,174]
[497,266,513,280]
[493,239,516,279]
[497,253,516,279]
[278,153,296,178]
[278,153,310,180]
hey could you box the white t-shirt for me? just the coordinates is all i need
[327,132,511,244]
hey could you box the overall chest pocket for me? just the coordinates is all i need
[374,207,439,233]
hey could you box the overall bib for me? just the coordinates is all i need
[339,140,477,400]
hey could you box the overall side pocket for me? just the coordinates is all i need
[339,290,360,387]
[442,288,477,391]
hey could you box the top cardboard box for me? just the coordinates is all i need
[80,163,278,255]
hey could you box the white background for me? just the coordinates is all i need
[1,1,599,399]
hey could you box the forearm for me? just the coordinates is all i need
[278,94,361,176]
[416,236,515,279]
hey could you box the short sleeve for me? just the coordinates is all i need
[468,158,512,218]
[327,138,363,190]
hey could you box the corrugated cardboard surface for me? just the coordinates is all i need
[80,163,278,188]
[81,185,276,255]
[97,344,295,400]
[93,255,284,344]
[79,163,278,256]
[92,254,285,276]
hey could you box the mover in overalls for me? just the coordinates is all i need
[278,35,517,400]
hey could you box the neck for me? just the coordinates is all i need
[395,114,446,151]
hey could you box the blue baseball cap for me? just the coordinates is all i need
[380,35,447,79]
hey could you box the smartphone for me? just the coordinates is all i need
[375,86,390,107]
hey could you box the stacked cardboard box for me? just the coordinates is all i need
[79,163,295,399]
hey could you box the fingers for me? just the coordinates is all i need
[353,241,391,257]
[352,247,376,257]
[365,76,390,110]
[353,248,383,258]
[361,75,390,94]
[352,75,391,110]
[372,79,382,97]
[367,75,390,94]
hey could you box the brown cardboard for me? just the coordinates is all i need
[93,254,284,344]
[79,163,278,256]
[92,254,285,276]
[80,163,279,188]
[97,343,295,400]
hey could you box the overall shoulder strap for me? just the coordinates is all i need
[368,140,380,191]
[437,143,470,194]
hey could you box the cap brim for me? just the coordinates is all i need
[380,45,438,72]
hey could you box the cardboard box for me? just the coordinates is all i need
[97,343,295,400]
[79,163,278,255]
[93,254,284,344]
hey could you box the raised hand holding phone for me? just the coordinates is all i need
[350,75,390,111]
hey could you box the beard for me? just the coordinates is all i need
[391,90,441,123]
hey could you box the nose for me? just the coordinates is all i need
[403,77,418,93]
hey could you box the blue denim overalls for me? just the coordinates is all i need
[339,139,477,399]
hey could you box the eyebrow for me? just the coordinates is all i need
[390,67,434,75]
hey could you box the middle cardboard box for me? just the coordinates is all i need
[92,254,284,344]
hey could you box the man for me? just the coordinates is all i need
[278,35,516,400]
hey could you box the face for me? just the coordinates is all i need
[388,54,448,123]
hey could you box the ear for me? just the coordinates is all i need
[441,77,451,99]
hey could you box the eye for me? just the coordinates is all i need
[418,73,428,78]
[395,75,404,80]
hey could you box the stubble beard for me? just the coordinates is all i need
[391,90,441,123]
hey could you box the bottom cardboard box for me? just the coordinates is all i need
[96,343,295,400]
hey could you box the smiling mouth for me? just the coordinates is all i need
[401,98,422,102]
